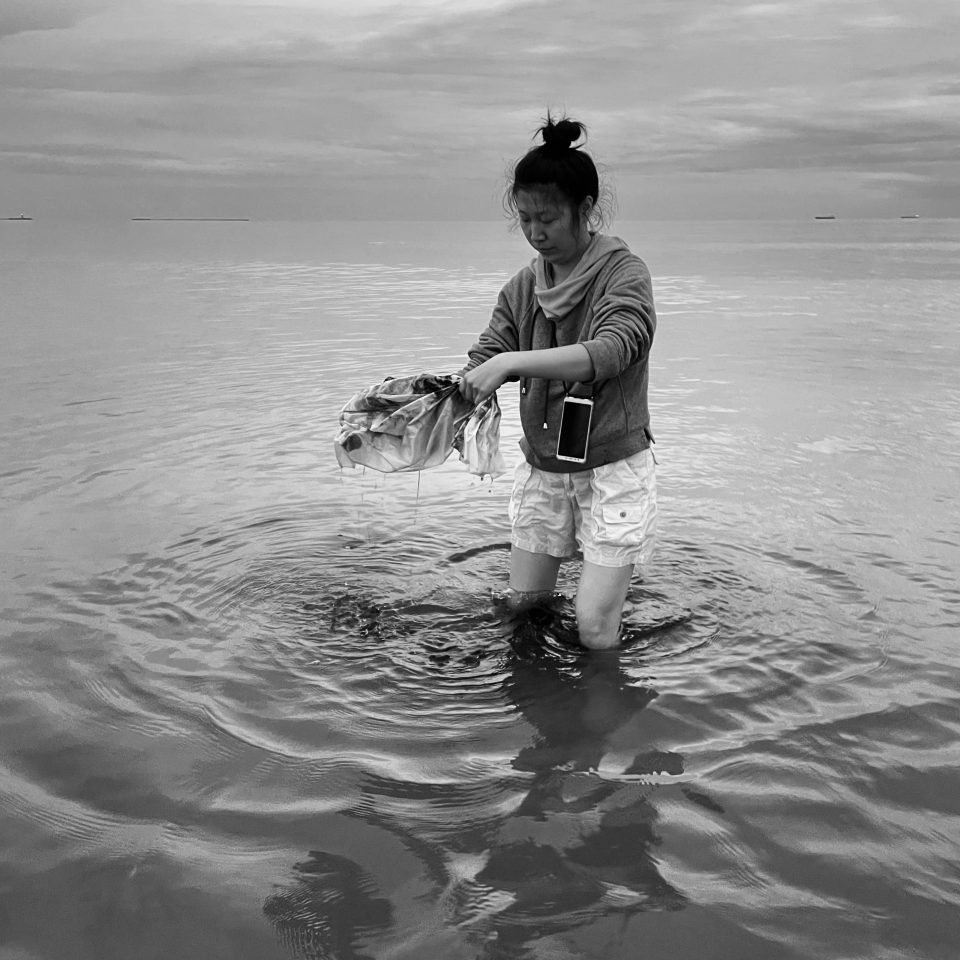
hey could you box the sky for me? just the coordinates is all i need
[1,0,958,220]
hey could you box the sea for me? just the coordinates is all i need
[1,217,958,960]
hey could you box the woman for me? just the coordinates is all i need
[459,115,657,650]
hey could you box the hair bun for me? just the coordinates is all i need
[540,116,584,151]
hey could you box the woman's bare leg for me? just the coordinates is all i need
[508,546,562,609]
[575,561,634,650]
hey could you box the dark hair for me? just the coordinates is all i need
[505,114,605,228]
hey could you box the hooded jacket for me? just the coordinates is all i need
[463,234,656,473]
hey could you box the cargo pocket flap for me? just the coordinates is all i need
[601,504,644,524]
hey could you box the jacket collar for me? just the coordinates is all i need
[532,233,629,320]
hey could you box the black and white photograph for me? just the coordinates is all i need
[2,1,959,958]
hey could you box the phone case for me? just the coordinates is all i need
[556,396,594,463]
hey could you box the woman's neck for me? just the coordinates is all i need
[549,232,592,284]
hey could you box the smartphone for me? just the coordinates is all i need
[556,396,594,463]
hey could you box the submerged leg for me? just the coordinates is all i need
[575,561,634,650]
[508,546,562,609]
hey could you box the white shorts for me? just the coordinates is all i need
[508,448,658,568]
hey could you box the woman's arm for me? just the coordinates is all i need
[461,285,522,375]
[458,344,593,404]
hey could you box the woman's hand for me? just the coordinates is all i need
[459,353,516,405]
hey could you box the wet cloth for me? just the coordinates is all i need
[508,448,657,568]
[334,373,507,477]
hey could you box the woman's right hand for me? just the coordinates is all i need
[459,353,516,405]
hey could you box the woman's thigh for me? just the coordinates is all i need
[509,546,563,593]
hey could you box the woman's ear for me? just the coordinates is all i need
[579,197,595,223]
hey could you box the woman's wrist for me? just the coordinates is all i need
[498,352,520,379]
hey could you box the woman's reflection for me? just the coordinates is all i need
[464,603,687,953]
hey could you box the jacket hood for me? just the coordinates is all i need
[532,233,630,320]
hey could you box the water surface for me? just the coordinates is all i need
[2,218,959,959]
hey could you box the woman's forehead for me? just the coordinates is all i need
[515,187,566,215]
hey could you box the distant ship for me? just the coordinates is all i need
[814,215,836,220]
[900,214,920,219]
[5,214,32,220]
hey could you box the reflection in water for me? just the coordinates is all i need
[265,601,688,959]
[3,221,958,960]
[467,604,687,957]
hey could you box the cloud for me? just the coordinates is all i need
[2,0,959,218]
[0,0,103,39]
[0,142,212,176]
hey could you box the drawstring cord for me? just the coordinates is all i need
[520,309,551,429]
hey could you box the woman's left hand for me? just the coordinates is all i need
[459,353,515,405]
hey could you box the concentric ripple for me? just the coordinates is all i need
[4,219,960,959]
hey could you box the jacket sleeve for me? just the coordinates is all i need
[460,278,523,373]
[580,255,656,384]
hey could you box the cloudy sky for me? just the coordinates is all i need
[1,0,958,220]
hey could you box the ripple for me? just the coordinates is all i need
[0,757,169,860]
[5,219,960,959]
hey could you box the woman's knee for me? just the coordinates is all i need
[575,599,622,650]
[574,562,632,650]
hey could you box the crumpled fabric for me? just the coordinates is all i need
[334,373,507,478]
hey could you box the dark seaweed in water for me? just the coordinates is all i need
[264,852,393,960]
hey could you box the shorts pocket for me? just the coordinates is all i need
[601,503,648,526]
[508,460,533,525]
[589,453,657,549]
[591,453,654,504]
[598,503,651,545]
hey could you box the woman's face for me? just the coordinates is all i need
[515,188,592,274]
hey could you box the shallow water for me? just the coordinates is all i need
[2,218,959,959]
